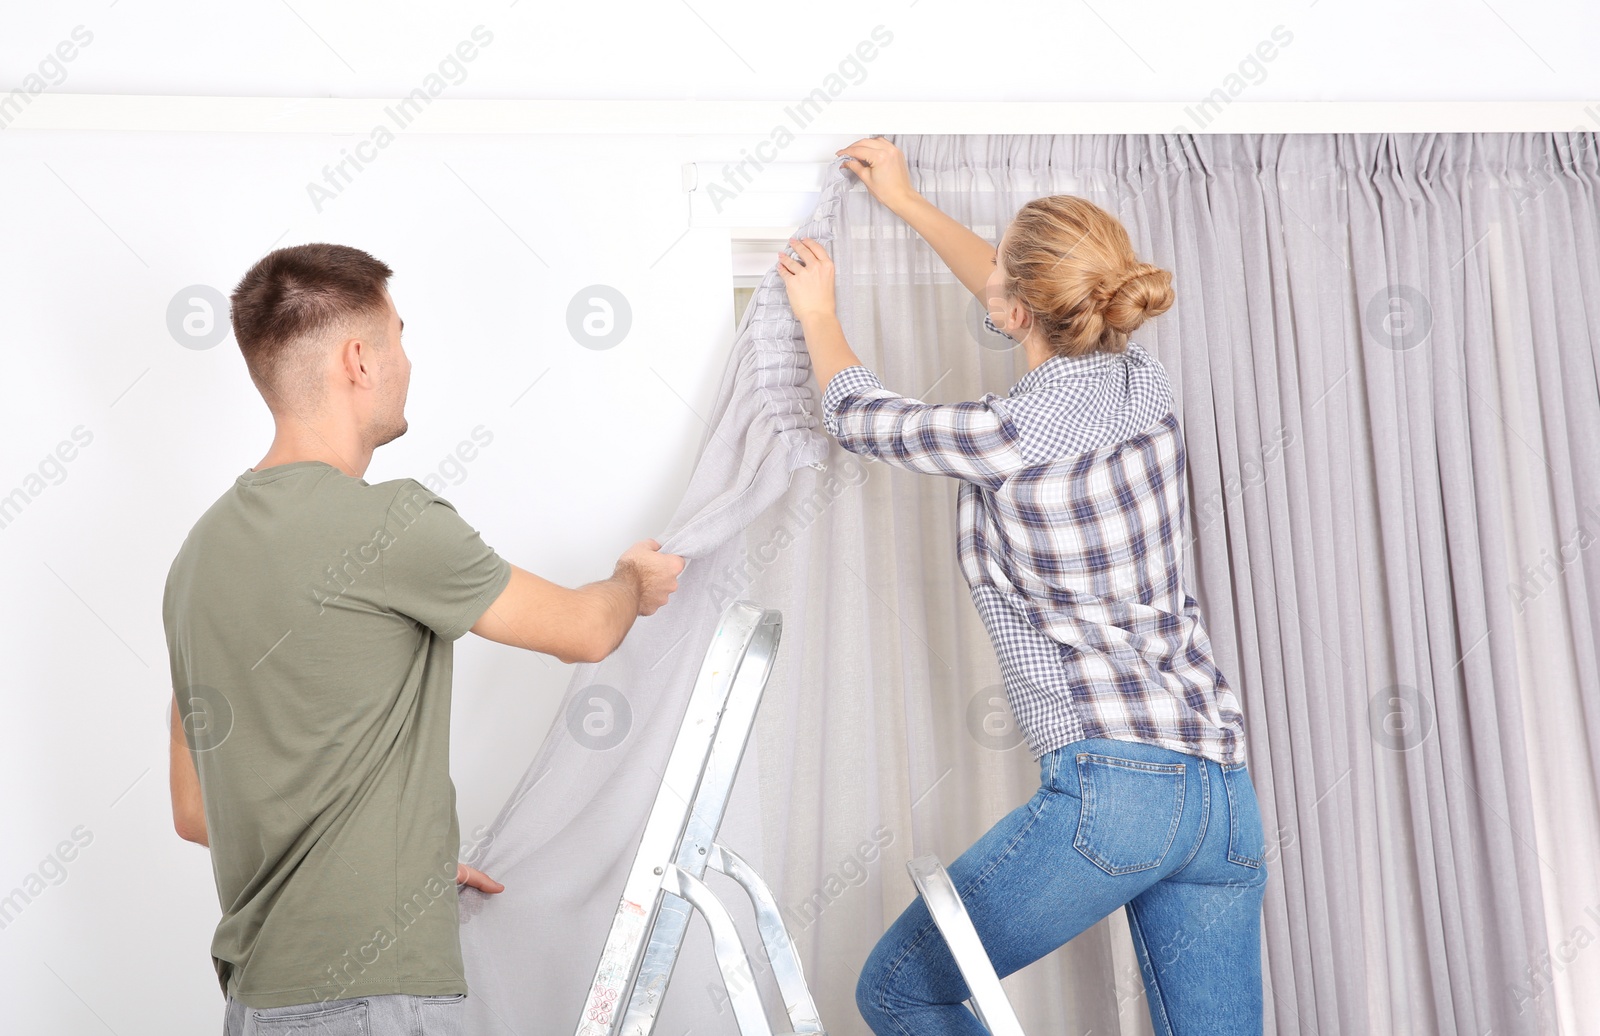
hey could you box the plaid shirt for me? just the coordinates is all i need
[820,328,1247,767]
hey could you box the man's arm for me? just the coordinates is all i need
[469,540,683,663]
[169,697,208,846]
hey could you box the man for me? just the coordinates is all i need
[163,243,684,1033]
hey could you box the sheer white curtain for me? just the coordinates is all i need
[462,134,1600,1036]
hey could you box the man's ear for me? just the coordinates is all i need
[341,335,377,385]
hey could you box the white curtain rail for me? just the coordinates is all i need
[4,96,1598,134]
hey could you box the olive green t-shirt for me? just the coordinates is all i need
[162,460,513,1008]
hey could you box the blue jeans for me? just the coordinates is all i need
[857,737,1268,1035]
[222,992,466,1034]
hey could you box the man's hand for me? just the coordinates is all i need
[457,863,505,894]
[615,539,685,616]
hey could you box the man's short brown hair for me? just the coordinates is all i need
[230,243,394,403]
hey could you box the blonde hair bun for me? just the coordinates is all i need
[1098,263,1174,336]
[1001,195,1175,356]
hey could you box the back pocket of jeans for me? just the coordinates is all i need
[254,998,369,1035]
[421,992,466,1036]
[1072,753,1185,875]
[1221,762,1265,869]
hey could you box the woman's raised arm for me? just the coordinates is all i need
[837,136,998,303]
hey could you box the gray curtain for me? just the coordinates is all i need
[461,134,1600,1036]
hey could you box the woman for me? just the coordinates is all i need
[777,137,1268,1036]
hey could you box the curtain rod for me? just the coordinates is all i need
[5,96,1597,135]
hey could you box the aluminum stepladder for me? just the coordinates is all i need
[905,855,1026,1036]
[575,600,825,1036]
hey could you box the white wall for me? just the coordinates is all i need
[2,2,1596,1033]
[0,123,831,1031]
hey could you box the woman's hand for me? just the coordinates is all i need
[777,237,836,324]
[776,237,864,390]
[839,138,996,303]
[836,136,917,212]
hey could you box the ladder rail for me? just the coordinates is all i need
[575,603,812,1036]
[615,611,782,1035]
[661,865,777,1036]
[905,855,1027,1036]
[708,843,824,1034]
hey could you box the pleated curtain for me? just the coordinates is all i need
[461,133,1600,1036]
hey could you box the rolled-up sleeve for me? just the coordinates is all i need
[820,365,1026,489]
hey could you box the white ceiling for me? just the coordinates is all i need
[3,0,1595,102]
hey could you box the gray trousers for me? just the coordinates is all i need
[223,992,467,1035]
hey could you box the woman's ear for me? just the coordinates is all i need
[1005,297,1033,336]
